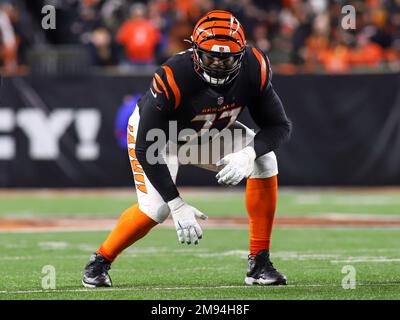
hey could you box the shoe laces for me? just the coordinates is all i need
[248,254,255,261]
[264,258,277,272]
[249,252,277,272]
[89,255,111,273]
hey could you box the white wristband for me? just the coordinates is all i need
[167,196,184,211]
[242,146,256,161]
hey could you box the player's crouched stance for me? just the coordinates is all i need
[82,10,291,288]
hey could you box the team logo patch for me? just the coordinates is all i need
[217,96,224,105]
[211,45,231,53]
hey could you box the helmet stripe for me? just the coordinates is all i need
[199,34,241,46]
[194,27,214,41]
[196,18,241,35]
[195,9,233,27]
[230,16,241,37]
[195,25,245,45]
[197,17,231,28]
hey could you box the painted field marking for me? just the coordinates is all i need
[38,241,69,249]
[0,247,399,262]
[1,282,400,295]
[331,258,400,263]
[292,194,400,206]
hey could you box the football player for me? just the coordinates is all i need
[82,10,292,287]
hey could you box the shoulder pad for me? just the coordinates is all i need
[152,65,181,110]
[152,50,193,110]
[246,45,272,92]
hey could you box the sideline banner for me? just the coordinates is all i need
[1,73,399,187]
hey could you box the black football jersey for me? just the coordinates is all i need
[138,45,272,133]
[135,45,291,202]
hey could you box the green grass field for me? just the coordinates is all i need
[1,188,400,218]
[0,188,399,300]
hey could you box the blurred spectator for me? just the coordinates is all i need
[252,23,271,53]
[100,0,127,34]
[351,29,384,68]
[87,27,119,66]
[290,1,313,65]
[3,0,400,74]
[319,44,352,73]
[115,94,141,149]
[162,15,191,59]
[174,0,201,21]
[303,12,330,71]
[116,3,160,65]
[0,3,18,74]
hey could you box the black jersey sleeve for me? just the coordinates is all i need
[247,47,292,158]
[135,66,181,202]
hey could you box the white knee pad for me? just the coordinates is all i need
[139,202,171,224]
[250,151,278,178]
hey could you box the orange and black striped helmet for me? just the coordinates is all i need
[190,10,246,86]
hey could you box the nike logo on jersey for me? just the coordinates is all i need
[150,87,157,98]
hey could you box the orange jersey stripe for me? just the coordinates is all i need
[128,147,137,159]
[127,132,136,144]
[162,66,181,109]
[152,78,162,94]
[135,174,145,183]
[130,159,144,173]
[137,184,147,193]
[252,48,267,91]
[154,73,170,100]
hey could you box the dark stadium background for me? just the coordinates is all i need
[1,0,399,188]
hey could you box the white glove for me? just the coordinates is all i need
[168,197,208,245]
[215,146,256,185]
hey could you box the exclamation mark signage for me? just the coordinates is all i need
[75,109,101,160]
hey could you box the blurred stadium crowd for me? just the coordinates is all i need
[0,0,399,75]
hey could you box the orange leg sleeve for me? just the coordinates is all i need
[245,176,278,256]
[97,204,158,262]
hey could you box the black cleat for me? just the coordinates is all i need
[244,249,287,285]
[82,253,112,288]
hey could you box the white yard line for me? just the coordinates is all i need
[1,225,398,234]
[1,249,399,263]
[322,213,400,220]
[331,258,400,263]
[294,196,400,206]
[1,282,400,295]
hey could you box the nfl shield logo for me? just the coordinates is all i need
[217,96,224,105]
